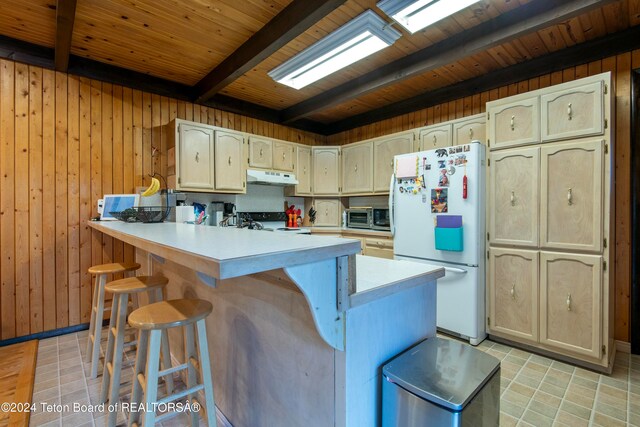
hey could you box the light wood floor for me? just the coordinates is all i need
[0,340,38,427]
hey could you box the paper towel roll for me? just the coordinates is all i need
[175,205,194,223]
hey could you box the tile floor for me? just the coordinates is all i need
[28,330,640,426]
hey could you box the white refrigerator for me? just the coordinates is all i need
[389,142,486,345]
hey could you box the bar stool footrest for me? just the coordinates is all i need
[158,384,204,406]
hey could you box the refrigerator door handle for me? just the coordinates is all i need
[389,173,395,236]
[444,267,468,274]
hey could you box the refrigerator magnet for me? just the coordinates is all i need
[425,164,431,170]
[464,145,471,152]
[436,149,447,158]
[438,160,446,168]
[438,169,449,187]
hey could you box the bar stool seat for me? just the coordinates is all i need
[86,261,141,379]
[101,275,172,427]
[128,299,212,330]
[128,299,216,427]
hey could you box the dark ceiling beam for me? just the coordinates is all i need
[0,35,54,68]
[193,0,346,103]
[54,0,78,72]
[281,0,617,123]
[323,25,640,135]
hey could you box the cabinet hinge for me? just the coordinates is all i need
[603,261,607,271]
[603,238,607,248]
[604,143,609,154]
[604,119,608,130]
[487,232,490,241]
[604,84,608,95]
[178,177,181,184]
[602,345,606,355]
[487,317,490,326]
[487,250,490,259]
[487,158,490,167]
[243,182,246,188]
[487,112,490,120]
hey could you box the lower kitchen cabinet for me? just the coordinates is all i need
[363,238,393,259]
[313,199,342,227]
[539,252,602,359]
[488,248,538,343]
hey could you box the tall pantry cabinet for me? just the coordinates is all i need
[486,73,614,372]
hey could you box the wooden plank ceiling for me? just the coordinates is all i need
[0,0,638,133]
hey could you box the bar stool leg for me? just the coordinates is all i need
[196,319,217,427]
[185,324,199,427]
[100,293,121,403]
[156,289,174,396]
[106,294,129,427]
[142,329,162,427]
[88,274,107,378]
[129,329,148,427]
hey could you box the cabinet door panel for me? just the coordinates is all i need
[273,141,294,171]
[489,248,538,342]
[540,140,603,252]
[314,199,341,226]
[178,123,215,190]
[489,147,539,247]
[296,146,312,195]
[488,97,539,149]
[419,124,451,150]
[342,143,373,194]
[373,133,413,192]
[313,148,340,195]
[541,81,604,142]
[540,252,601,359]
[453,115,486,146]
[215,131,245,191]
[249,137,272,169]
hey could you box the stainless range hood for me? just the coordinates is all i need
[246,169,299,186]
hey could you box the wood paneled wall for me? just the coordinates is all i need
[0,59,323,340]
[328,51,639,343]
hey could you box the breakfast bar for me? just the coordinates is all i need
[89,221,444,427]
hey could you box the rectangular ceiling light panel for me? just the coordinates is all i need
[378,0,480,34]
[269,10,401,90]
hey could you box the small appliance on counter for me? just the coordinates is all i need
[346,207,390,231]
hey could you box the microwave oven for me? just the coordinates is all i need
[346,207,372,229]
[372,208,390,231]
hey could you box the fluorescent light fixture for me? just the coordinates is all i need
[269,10,401,90]
[378,0,480,34]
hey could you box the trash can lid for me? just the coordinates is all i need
[382,337,500,411]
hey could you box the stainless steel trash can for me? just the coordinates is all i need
[382,337,500,427]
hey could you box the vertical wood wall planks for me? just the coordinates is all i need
[67,76,80,326]
[28,66,43,333]
[42,69,56,331]
[55,71,68,329]
[79,77,92,323]
[0,60,16,339]
[90,79,102,299]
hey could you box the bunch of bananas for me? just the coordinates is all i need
[141,177,161,197]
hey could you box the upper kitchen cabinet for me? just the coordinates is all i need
[541,80,605,142]
[373,132,414,192]
[273,141,295,172]
[487,96,540,150]
[540,140,603,252]
[418,123,451,150]
[342,142,373,195]
[489,147,540,248]
[214,130,246,192]
[313,147,341,196]
[248,137,273,169]
[295,145,312,195]
[452,114,486,146]
[174,120,215,192]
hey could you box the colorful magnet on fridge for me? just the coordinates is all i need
[464,145,471,152]
[438,169,449,187]
[438,160,446,168]
[436,149,448,158]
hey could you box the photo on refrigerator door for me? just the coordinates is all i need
[431,188,448,213]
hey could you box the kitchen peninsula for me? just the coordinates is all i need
[89,221,444,426]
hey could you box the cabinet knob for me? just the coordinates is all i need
[283,152,286,161]
[260,148,263,157]
[469,128,473,140]
[325,209,328,215]
[195,152,199,162]
[510,284,515,299]
[324,167,327,175]
[303,166,307,174]
[433,135,437,145]
[510,191,515,206]
[354,164,358,172]
[567,103,573,120]
[566,293,572,311]
[567,188,573,205]
[510,115,515,131]
[390,160,393,168]
[228,156,232,166]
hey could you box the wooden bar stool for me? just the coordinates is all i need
[101,275,174,427]
[128,299,216,427]
[86,262,141,379]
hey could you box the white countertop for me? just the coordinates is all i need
[89,221,360,279]
[351,255,443,307]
